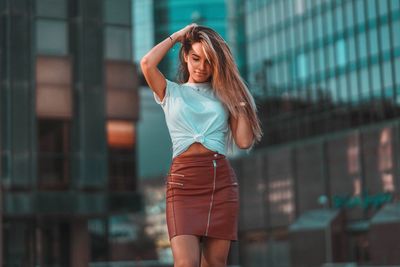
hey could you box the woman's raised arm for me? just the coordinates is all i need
[140,24,197,101]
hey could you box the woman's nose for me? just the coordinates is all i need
[199,61,207,70]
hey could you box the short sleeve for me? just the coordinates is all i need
[153,79,175,107]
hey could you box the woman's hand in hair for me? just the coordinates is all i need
[171,23,197,43]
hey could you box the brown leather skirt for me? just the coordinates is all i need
[165,151,239,241]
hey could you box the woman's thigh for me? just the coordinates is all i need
[201,237,231,267]
[170,235,201,267]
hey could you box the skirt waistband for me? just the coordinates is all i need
[172,151,226,164]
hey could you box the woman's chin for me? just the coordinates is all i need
[191,76,210,83]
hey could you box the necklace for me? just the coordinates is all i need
[184,82,211,92]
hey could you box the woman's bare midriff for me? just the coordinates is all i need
[179,142,216,157]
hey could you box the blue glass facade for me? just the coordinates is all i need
[245,0,400,147]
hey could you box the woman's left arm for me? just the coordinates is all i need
[229,113,254,149]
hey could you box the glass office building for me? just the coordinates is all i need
[0,0,141,265]
[245,0,400,147]
[237,0,400,266]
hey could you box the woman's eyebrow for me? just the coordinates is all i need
[191,52,200,57]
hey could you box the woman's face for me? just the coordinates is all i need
[184,42,212,83]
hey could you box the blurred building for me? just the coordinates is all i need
[0,0,142,266]
[247,0,400,146]
[239,0,400,266]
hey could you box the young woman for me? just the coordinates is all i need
[140,24,262,267]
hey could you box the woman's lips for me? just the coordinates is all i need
[195,72,207,76]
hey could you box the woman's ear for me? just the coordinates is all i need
[183,52,188,63]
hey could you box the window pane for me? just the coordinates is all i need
[316,14,324,40]
[36,0,67,18]
[105,26,132,60]
[350,71,359,101]
[108,149,136,191]
[309,51,315,75]
[108,120,136,191]
[38,120,70,187]
[395,58,400,86]
[296,53,308,80]
[393,1,400,10]
[347,35,357,62]
[317,46,325,73]
[378,0,388,16]
[326,10,333,36]
[371,64,381,97]
[369,27,379,55]
[36,56,72,118]
[327,44,335,70]
[104,0,131,25]
[295,23,304,48]
[36,20,68,55]
[383,60,393,88]
[360,67,370,99]
[344,1,354,27]
[306,17,313,44]
[355,0,365,25]
[367,0,377,20]
[380,24,391,52]
[393,20,400,48]
[334,6,343,33]
[358,31,367,59]
[327,77,337,102]
[341,74,348,101]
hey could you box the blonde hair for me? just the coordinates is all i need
[177,25,263,152]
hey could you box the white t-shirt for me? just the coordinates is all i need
[153,79,229,158]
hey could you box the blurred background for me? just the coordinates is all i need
[0,0,400,266]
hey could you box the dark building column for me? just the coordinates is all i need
[70,0,108,189]
[0,0,35,188]
[0,0,36,265]
[1,1,35,264]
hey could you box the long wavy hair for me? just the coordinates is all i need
[177,25,262,152]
